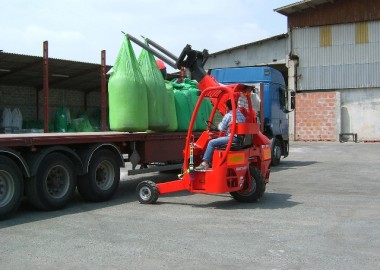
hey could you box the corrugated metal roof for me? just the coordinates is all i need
[275,0,334,16]
[0,52,112,92]
[209,34,288,56]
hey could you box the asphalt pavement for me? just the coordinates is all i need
[0,142,379,270]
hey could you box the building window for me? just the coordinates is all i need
[320,26,332,47]
[356,22,369,44]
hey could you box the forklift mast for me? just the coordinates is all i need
[126,34,219,91]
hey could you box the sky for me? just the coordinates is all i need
[0,0,296,70]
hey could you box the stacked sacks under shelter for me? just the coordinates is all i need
[108,36,149,132]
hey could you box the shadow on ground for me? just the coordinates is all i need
[1,162,305,227]
[157,191,300,210]
[271,160,318,172]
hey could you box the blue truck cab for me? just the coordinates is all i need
[210,66,295,165]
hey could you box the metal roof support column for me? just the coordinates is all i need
[36,88,39,120]
[43,41,49,133]
[101,50,107,131]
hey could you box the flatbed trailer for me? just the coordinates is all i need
[0,131,192,219]
[1,44,200,219]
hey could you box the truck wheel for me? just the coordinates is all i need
[26,152,76,210]
[271,138,282,166]
[77,150,120,202]
[230,166,265,203]
[0,157,23,220]
[136,180,159,204]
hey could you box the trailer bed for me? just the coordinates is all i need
[0,131,188,147]
[0,131,196,164]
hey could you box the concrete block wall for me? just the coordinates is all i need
[295,91,341,141]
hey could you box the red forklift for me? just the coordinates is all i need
[127,34,271,204]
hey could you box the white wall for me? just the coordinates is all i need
[341,88,380,141]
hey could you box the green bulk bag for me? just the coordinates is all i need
[182,89,198,131]
[178,79,207,131]
[165,81,178,131]
[108,36,148,132]
[138,44,168,131]
[173,89,192,131]
[204,98,213,118]
[186,88,210,131]
[183,77,199,87]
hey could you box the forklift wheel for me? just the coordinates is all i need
[230,166,265,203]
[136,180,159,204]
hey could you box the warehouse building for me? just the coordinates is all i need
[205,33,289,79]
[277,0,380,142]
[207,0,380,142]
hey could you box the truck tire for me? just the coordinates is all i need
[136,180,159,204]
[0,156,23,220]
[271,138,282,166]
[77,149,120,202]
[26,152,76,210]
[230,166,265,203]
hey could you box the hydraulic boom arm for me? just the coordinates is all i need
[126,33,219,91]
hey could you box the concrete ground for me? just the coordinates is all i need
[0,142,379,270]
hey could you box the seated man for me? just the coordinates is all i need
[195,99,245,170]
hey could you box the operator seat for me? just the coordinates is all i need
[216,134,252,151]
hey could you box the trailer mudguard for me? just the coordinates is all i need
[76,143,125,174]
[0,147,30,177]
[25,146,83,177]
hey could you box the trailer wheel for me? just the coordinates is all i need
[271,138,282,166]
[230,166,265,203]
[0,157,23,220]
[77,150,120,202]
[26,152,76,210]
[136,180,159,204]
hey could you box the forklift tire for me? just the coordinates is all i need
[230,166,265,203]
[136,180,159,204]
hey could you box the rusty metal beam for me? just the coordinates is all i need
[43,41,49,133]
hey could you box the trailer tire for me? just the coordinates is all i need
[77,150,120,202]
[271,138,282,166]
[26,152,76,210]
[136,180,159,204]
[230,166,265,203]
[0,156,23,220]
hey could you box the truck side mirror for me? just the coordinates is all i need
[279,87,287,109]
[290,91,295,111]
[279,87,295,113]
